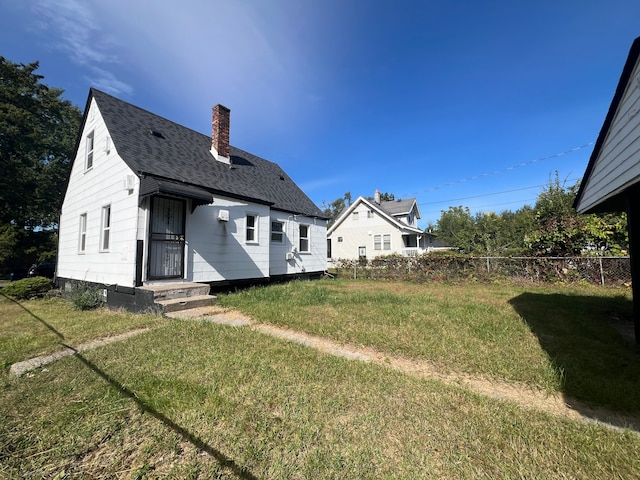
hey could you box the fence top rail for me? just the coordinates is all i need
[468,256,631,260]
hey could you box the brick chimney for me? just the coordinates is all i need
[211,104,230,163]
[374,189,381,204]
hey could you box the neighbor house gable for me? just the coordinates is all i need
[327,196,422,237]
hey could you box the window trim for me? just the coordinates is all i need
[245,213,258,244]
[100,205,111,252]
[374,233,392,251]
[85,130,95,171]
[79,213,87,253]
[271,220,284,243]
[299,224,310,253]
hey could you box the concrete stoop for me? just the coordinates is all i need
[140,282,217,313]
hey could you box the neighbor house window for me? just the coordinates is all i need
[79,213,87,253]
[246,214,257,242]
[374,233,391,251]
[299,224,310,252]
[271,220,284,243]
[100,205,111,251]
[85,131,95,170]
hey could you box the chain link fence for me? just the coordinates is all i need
[330,256,632,286]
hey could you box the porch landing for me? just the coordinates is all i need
[139,282,217,313]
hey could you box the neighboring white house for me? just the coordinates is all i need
[57,89,327,310]
[574,36,640,345]
[327,190,439,260]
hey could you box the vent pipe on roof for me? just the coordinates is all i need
[211,104,231,164]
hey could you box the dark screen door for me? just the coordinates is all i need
[149,197,186,279]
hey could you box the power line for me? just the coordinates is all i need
[403,142,593,197]
[418,178,580,206]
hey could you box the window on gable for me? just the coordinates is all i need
[367,210,374,218]
[246,214,258,243]
[271,220,284,243]
[299,224,310,252]
[100,205,111,251]
[79,213,87,253]
[85,131,95,170]
[352,211,359,220]
[374,234,391,251]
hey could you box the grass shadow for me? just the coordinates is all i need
[0,291,65,340]
[68,346,259,480]
[509,291,640,421]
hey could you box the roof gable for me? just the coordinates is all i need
[327,196,422,236]
[379,198,421,218]
[88,89,325,218]
[575,37,640,214]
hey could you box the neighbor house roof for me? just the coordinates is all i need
[574,36,640,214]
[87,88,325,218]
[378,198,421,218]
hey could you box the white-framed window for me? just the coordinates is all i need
[85,130,95,170]
[352,211,359,220]
[78,213,87,253]
[299,224,310,252]
[271,220,284,243]
[374,233,391,251]
[246,213,258,243]
[100,205,111,251]
[367,210,374,218]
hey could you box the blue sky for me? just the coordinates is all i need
[2,1,639,227]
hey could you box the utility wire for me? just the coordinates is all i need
[403,142,593,197]
[418,178,580,206]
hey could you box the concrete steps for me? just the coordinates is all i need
[139,282,216,313]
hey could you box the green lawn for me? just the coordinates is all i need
[2,280,640,478]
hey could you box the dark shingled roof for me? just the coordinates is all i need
[89,88,325,218]
[378,198,418,216]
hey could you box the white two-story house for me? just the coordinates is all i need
[327,190,436,261]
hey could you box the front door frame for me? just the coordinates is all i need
[147,195,187,280]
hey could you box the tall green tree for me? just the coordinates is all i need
[0,57,81,271]
[0,57,81,229]
[322,192,352,227]
[436,206,477,253]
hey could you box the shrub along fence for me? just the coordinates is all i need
[330,256,632,286]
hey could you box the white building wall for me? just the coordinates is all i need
[58,99,139,287]
[186,196,271,282]
[329,203,407,260]
[578,58,640,213]
[268,212,327,276]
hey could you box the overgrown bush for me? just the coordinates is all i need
[1,276,53,299]
[66,281,105,310]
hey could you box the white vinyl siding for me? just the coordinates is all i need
[577,57,640,213]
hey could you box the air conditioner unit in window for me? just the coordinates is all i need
[217,209,229,222]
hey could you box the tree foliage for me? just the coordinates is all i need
[435,173,627,257]
[322,192,352,227]
[0,57,81,272]
[0,57,81,229]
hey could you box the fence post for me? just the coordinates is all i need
[486,257,490,273]
[354,262,357,280]
[599,256,605,286]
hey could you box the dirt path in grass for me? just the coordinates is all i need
[171,306,640,433]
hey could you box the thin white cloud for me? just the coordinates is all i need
[32,0,132,95]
